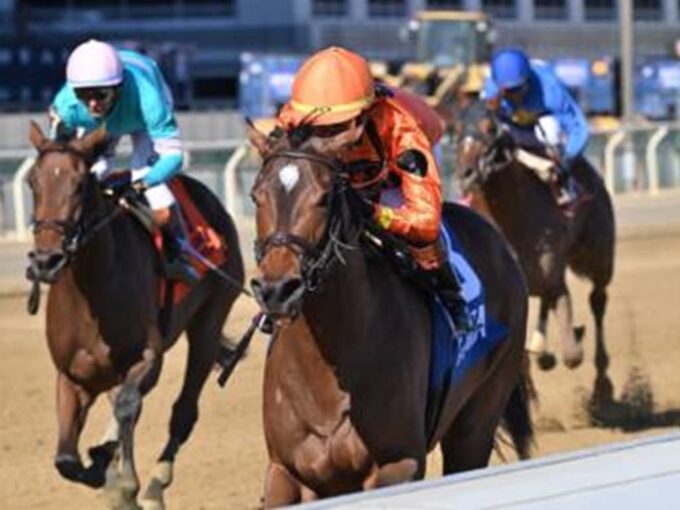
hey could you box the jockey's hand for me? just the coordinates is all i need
[119,180,146,208]
[347,190,375,220]
[131,179,147,193]
[102,169,132,191]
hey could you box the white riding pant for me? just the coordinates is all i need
[91,131,176,210]
[506,115,566,160]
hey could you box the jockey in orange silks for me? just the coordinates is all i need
[277,46,470,331]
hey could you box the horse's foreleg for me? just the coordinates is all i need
[590,287,613,403]
[527,297,557,370]
[553,287,584,369]
[142,300,228,510]
[264,462,303,508]
[363,458,421,489]
[54,372,101,487]
[110,348,162,510]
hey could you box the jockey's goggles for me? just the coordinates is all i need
[74,86,118,104]
[501,83,527,97]
[310,120,354,138]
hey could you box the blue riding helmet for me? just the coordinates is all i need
[491,49,531,90]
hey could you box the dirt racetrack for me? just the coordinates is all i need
[1,228,679,509]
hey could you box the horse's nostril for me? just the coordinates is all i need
[251,276,304,312]
[250,278,268,302]
[45,253,65,270]
[278,278,303,304]
[31,250,66,272]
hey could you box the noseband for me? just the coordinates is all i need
[254,149,352,292]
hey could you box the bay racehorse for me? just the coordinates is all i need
[247,122,532,506]
[26,122,244,510]
[454,100,616,403]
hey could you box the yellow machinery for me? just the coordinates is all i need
[374,11,494,106]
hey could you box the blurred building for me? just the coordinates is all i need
[0,0,678,109]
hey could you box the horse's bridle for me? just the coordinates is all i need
[28,146,124,281]
[254,149,353,293]
[460,117,515,184]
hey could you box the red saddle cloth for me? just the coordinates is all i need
[154,177,227,304]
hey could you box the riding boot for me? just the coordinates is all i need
[432,262,474,334]
[161,205,200,285]
[555,166,578,208]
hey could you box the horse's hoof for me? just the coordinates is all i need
[563,348,584,369]
[592,374,615,405]
[573,325,586,343]
[536,352,557,371]
[140,477,165,510]
[140,499,164,510]
[152,461,173,487]
[55,455,85,483]
[526,330,548,355]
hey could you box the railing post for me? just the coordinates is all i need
[222,143,249,221]
[12,156,35,241]
[645,126,669,196]
[604,130,626,195]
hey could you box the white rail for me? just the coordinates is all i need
[11,157,35,242]
[3,140,242,241]
[2,124,680,239]
[645,126,670,196]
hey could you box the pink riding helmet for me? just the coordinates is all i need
[66,39,124,89]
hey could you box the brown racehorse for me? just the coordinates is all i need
[26,122,245,510]
[247,123,532,506]
[453,100,616,403]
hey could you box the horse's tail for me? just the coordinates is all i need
[499,354,536,460]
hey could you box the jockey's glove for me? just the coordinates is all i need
[119,178,147,206]
[131,179,148,193]
[346,190,376,220]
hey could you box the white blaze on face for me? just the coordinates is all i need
[463,136,475,153]
[278,164,300,193]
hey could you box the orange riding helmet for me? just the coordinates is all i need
[286,47,375,126]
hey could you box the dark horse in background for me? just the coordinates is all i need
[453,100,616,404]
[27,123,244,510]
[247,121,533,507]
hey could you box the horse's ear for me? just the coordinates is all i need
[246,118,270,156]
[71,125,108,156]
[29,120,48,151]
[307,121,365,156]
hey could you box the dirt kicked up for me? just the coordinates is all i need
[1,230,679,509]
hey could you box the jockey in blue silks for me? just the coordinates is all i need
[482,48,589,207]
[49,39,197,284]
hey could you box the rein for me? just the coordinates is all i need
[460,111,515,183]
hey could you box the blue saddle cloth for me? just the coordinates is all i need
[426,218,508,441]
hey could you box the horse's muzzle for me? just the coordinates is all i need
[27,249,68,284]
[251,276,305,319]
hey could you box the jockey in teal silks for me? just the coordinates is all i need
[482,48,589,208]
[49,39,197,284]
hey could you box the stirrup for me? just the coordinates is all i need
[446,297,475,334]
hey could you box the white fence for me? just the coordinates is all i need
[1,123,679,241]
[302,432,680,509]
